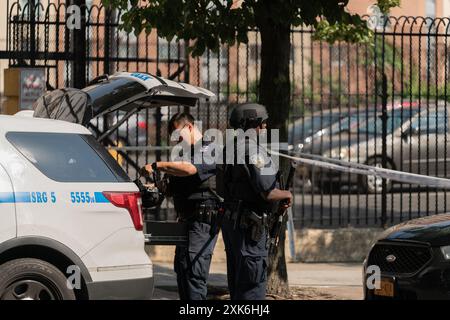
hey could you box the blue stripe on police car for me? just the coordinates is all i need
[0,192,56,203]
[0,192,110,204]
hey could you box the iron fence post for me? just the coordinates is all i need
[155,68,163,164]
[184,40,190,113]
[155,107,162,163]
[154,105,163,221]
[72,0,86,88]
[380,15,389,229]
[104,6,112,75]
[381,72,388,228]
[29,0,36,66]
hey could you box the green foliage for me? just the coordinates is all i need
[377,0,401,14]
[313,19,373,44]
[103,0,253,57]
[102,0,400,57]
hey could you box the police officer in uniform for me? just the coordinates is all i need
[220,103,293,300]
[141,112,220,300]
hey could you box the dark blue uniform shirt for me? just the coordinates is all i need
[169,140,218,216]
[222,136,278,211]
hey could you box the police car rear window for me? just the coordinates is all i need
[6,132,130,183]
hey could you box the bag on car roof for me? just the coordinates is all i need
[33,88,93,126]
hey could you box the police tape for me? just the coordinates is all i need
[269,150,450,190]
[106,144,450,189]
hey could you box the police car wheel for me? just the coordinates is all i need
[0,258,76,300]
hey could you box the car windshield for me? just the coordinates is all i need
[289,112,344,143]
[409,109,448,134]
[347,109,421,135]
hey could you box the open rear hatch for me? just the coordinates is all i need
[33,72,216,246]
[84,72,215,118]
[33,72,215,127]
[85,72,215,144]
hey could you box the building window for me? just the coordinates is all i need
[117,32,138,58]
[158,38,185,61]
[330,45,348,67]
[425,0,436,18]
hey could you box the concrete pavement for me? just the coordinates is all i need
[152,261,364,300]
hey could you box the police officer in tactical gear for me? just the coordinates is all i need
[220,103,293,300]
[141,112,220,300]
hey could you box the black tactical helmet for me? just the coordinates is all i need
[229,103,269,129]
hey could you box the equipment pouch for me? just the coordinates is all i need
[247,211,264,242]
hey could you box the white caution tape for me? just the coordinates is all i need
[269,150,450,189]
[106,143,450,189]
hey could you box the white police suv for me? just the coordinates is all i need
[0,72,214,300]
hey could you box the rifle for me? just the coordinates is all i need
[269,161,297,254]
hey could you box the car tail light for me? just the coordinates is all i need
[102,192,143,231]
[137,121,148,130]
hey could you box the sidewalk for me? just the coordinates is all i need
[153,262,363,300]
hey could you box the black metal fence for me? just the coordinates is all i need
[3,1,450,228]
[290,16,450,228]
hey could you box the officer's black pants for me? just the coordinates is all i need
[174,221,218,300]
[221,217,268,300]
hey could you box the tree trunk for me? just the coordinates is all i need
[256,9,291,297]
[257,18,291,142]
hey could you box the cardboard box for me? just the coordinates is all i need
[3,68,20,97]
[1,97,19,115]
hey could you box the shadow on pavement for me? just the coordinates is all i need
[153,263,230,300]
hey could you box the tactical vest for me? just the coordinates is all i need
[219,138,273,213]
[168,142,218,213]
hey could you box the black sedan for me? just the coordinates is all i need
[363,213,450,300]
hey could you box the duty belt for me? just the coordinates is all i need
[224,200,271,242]
[192,202,219,225]
[192,202,225,236]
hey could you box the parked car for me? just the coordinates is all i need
[288,108,357,152]
[300,102,449,193]
[303,102,422,149]
[289,109,359,190]
[364,213,450,300]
